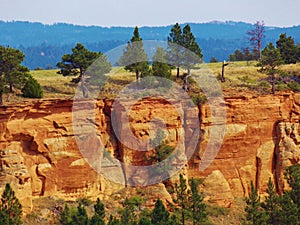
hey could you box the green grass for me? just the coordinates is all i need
[30,69,77,98]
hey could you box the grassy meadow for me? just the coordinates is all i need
[36,62,300,97]
[4,61,300,104]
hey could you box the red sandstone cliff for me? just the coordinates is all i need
[1,93,300,211]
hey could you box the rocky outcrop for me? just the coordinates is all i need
[1,93,300,211]
[189,93,300,204]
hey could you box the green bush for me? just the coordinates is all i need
[276,81,288,91]
[288,81,300,92]
[22,76,43,98]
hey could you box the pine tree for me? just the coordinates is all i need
[71,203,89,225]
[120,197,139,225]
[276,33,299,64]
[284,164,300,210]
[90,198,105,225]
[167,23,183,77]
[244,181,268,225]
[138,217,151,225]
[152,46,172,86]
[0,46,30,104]
[181,24,202,91]
[57,43,111,97]
[0,210,10,224]
[118,27,149,81]
[174,174,189,225]
[0,183,23,225]
[261,178,280,224]
[189,178,208,225]
[107,215,121,225]
[277,192,299,225]
[181,24,202,74]
[258,42,283,94]
[151,199,170,225]
[59,204,73,225]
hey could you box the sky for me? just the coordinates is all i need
[0,0,299,27]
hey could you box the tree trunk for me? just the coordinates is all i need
[177,67,180,77]
[182,208,185,225]
[9,84,13,93]
[0,90,3,105]
[80,73,89,98]
[271,73,275,94]
[257,41,261,60]
[136,70,139,80]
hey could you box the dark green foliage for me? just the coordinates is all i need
[138,217,151,225]
[149,129,174,162]
[229,48,256,62]
[119,197,142,225]
[90,198,105,225]
[58,204,71,225]
[90,214,105,225]
[258,42,284,94]
[287,81,300,92]
[71,203,89,225]
[167,23,183,77]
[0,46,30,104]
[0,210,10,224]
[284,164,300,209]
[244,181,268,225]
[174,174,189,225]
[107,215,121,225]
[21,76,43,98]
[152,47,172,86]
[0,183,23,225]
[167,23,202,79]
[57,43,102,80]
[118,27,149,81]
[94,198,105,219]
[151,199,170,224]
[148,129,175,177]
[261,178,280,224]
[276,33,299,64]
[57,43,111,97]
[181,24,203,73]
[277,192,299,225]
[189,178,208,225]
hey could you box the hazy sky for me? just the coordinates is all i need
[1,0,299,27]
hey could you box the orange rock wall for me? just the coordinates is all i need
[1,94,300,210]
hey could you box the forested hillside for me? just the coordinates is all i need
[1,20,299,69]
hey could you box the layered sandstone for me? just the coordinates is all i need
[0,93,300,211]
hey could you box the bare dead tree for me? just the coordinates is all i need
[247,21,265,60]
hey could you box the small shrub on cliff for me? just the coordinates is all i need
[0,183,23,225]
[22,76,43,98]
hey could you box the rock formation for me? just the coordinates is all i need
[0,93,300,211]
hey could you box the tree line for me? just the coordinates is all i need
[1,21,299,104]
[0,175,210,225]
[3,164,300,224]
[229,21,300,63]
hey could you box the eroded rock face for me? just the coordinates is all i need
[1,93,300,211]
[189,93,300,202]
[276,121,300,193]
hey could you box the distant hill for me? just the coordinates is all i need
[0,20,299,69]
